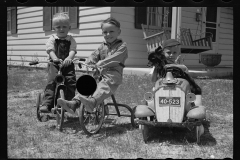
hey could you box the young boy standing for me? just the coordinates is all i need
[40,13,77,112]
[57,17,128,113]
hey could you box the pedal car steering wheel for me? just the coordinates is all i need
[162,66,185,78]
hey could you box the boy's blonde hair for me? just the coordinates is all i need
[101,17,120,29]
[52,12,70,26]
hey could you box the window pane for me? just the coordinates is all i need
[7,11,10,20]
[147,7,172,27]
[206,7,217,23]
[206,28,216,42]
[7,10,11,31]
[7,21,10,31]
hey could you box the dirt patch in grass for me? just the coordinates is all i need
[7,67,233,159]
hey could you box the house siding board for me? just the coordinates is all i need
[17,7,42,14]
[79,7,111,16]
[111,7,147,67]
[218,7,233,66]
[79,14,111,23]
[18,10,43,19]
[18,22,43,29]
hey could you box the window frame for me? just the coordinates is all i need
[7,7,11,34]
[43,7,78,31]
[7,7,17,35]
[135,7,172,29]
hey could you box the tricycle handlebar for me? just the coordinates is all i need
[72,58,123,70]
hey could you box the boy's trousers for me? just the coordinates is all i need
[73,70,121,105]
[42,62,76,109]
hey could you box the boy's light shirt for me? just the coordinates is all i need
[86,38,128,68]
[45,34,77,55]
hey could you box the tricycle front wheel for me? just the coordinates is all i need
[79,102,105,135]
[55,89,65,131]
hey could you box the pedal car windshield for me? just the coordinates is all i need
[162,64,189,79]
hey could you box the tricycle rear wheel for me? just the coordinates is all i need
[36,93,49,122]
[79,102,105,135]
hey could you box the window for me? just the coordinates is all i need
[52,7,69,16]
[7,7,11,31]
[135,7,172,29]
[7,7,17,34]
[43,7,78,31]
[205,7,217,42]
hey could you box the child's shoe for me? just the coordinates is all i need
[78,96,96,113]
[39,105,50,113]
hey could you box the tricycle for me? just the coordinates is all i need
[134,64,206,143]
[73,59,136,135]
[29,59,71,131]
[29,58,135,134]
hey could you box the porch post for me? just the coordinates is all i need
[171,7,181,40]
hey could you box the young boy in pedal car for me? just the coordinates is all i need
[148,39,203,107]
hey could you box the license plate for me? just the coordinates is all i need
[159,97,180,106]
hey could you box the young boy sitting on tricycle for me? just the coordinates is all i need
[57,17,128,113]
[39,12,77,113]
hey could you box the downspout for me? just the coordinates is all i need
[171,7,181,40]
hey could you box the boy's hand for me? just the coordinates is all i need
[53,58,63,64]
[63,58,72,67]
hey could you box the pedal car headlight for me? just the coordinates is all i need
[186,93,196,102]
[144,92,153,102]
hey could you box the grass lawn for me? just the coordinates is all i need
[7,66,233,159]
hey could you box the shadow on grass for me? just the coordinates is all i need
[92,123,135,140]
[145,120,216,146]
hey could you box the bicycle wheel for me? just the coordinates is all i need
[79,102,105,135]
[55,89,65,131]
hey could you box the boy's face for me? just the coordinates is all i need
[163,45,180,63]
[102,23,121,44]
[53,20,71,38]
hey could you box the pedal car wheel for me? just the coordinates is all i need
[196,124,204,143]
[140,117,149,143]
[142,125,149,143]
[56,89,65,131]
[79,102,105,135]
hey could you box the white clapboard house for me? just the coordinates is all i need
[7,7,233,68]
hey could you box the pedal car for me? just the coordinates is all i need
[134,64,206,143]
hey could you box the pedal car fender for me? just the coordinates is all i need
[134,105,155,118]
[187,105,206,119]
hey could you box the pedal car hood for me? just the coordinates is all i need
[155,78,191,94]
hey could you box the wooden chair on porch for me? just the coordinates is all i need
[141,24,213,54]
[141,24,171,53]
[179,28,213,54]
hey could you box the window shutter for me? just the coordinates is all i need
[135,7,147,29]
[11,7,17,34]
[69,7,78,29]
[43,7,52,31]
